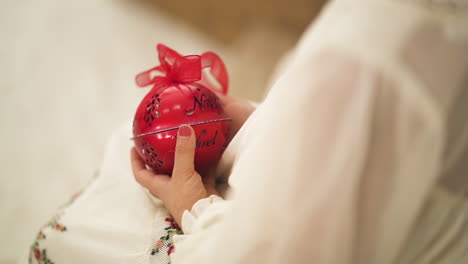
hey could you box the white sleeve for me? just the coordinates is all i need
[171,48,443,264]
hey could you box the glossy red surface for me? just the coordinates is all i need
[133,82,230,175]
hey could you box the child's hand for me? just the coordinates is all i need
[131,125,218,227]
[131,95,254,227]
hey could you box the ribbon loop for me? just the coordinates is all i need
[135,44,229,95]
[201,52,228,95]
[172,55,201,83]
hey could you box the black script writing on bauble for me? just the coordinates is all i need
[196,129,218,148]
[186,93,220,115]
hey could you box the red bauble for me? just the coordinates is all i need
[132,44,230,175]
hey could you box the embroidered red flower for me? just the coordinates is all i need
[34,249,41,260]
[165,217,181,229]
[150,216,183,260]
[167,246,175,255]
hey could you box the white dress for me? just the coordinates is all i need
[25,120,184,264]
[25,0,468,263]
[174,0,468,263]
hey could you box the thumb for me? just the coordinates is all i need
[173,125,196,178]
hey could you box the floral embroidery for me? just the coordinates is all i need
[29,213,67,264]
[28,171,98,264]
[29,247,54,264]
[151,217,183,260]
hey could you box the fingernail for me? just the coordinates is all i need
[179,125,192,137]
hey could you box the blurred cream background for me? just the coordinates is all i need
[0,0,324,263]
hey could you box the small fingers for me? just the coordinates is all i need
[130,147,170,198]
[131,147,154,186]
[224,102,255,140]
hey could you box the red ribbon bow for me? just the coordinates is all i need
[135,44,228,95]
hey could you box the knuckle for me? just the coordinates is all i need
[134,172,149,186]
[175,143,188,153]
[149,189,161,199]
[176,139,193,153]
[182,168,196,177]
[174,167,194,177]
[134,173,144,185]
